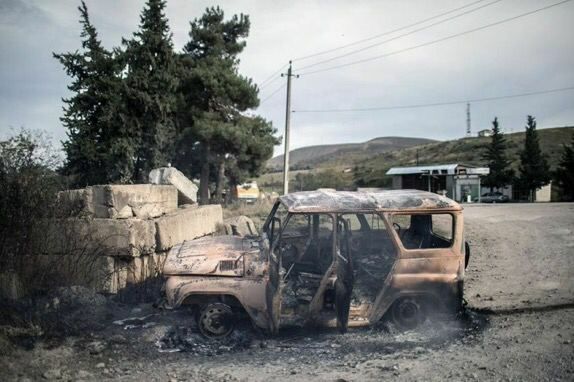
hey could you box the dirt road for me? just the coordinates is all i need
[1,203,573,381]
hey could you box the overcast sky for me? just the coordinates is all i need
[1,0,573,156]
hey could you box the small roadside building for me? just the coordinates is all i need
[386,164,490,202]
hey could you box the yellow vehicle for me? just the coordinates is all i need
[235,181,260,203]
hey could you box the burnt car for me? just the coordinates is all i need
[163,190,469,337]
[474,192,510,203]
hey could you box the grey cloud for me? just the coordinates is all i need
[0,0,573,156]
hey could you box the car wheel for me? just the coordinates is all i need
[391,297,425,330]
[198,303,235,338]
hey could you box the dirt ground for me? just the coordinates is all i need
[1,203,573,381]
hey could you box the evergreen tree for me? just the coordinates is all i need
[54,1,122,186]
[554,133,574,201]
[518,116,550,201]
[122,0,178,182]
[178,7,265,203]
[481,117,514,191]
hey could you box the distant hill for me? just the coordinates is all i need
[266,136,437,170]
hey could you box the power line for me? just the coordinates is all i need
[259,63,289,88]
[292,0,489,62]
[292,86,574,113]
[259,83,286,105]
[297,0,573,76]
[296,0,504,72]
[259,74,282,90]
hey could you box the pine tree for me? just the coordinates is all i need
[54,1,122,186]
[177,7,267,203]
[518,115,551,201]
[122,0,178,182]
[554,133,574,201]
[481,117,514,191]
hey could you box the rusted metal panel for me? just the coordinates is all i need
[163,236,260,277]
[279,189,461,213]
[163,190,466,335]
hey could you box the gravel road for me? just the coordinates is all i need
[1,203,573,381]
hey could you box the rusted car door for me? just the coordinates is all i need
[265,215,284,334]
[335,218,354,333]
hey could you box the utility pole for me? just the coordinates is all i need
[466,103,471,137]
[281,61,299,195]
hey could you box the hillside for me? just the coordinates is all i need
[266,136,437,170]
[354,126,574,186]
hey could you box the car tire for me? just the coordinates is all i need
[197,302,235,338]
[391,297,426,330]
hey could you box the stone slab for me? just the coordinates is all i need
[223,215,258,237]
[91,184,178,219]
[149,167,198,204]
[155,205,223,251]
[50,218,156,258]
[58,185,178,219]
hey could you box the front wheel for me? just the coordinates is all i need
[197,303,235,338]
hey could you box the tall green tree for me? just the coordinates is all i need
[225,116,280,190]
[122,0,178,182]
[177,7,268,203]
[518,115,550,201]
[554,133,574,201]
[54,1,122,186]
[482,117,514,191]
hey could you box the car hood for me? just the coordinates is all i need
[163,235,260,276]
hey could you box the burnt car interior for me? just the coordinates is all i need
[265,205,456,327]
[276,213,335,317]
[270,210,400,321]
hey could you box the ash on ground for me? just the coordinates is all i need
[156,326,253,355]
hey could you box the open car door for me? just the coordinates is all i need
[335,218,354,333]
[265,217,283,334]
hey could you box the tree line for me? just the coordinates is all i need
[54,0,279,203]
[482,115,573,201]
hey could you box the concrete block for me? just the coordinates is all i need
[91,184,178,219]
[224,215,258,237]
[91,218,156,257]
[57,188,94,217]
[149,167,198,204]
[155,205,223,251]
[50,218,156,258]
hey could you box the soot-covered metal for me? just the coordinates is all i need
[163,190,466,338]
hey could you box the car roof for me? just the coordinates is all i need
[279,189,461,213]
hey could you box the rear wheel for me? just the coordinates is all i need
[197,303,235,338]
[391,297,425,330]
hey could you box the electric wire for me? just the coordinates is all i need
[259,83,287,105]
[296,0,505,72]
[292,86,574,113]
[292,0,490,62]
[259,63,289,88]
[296,0,572,76]
[259,74,283,90]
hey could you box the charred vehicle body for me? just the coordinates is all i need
[163,190,470,337]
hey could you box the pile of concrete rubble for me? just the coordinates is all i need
[56,167,222,293]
